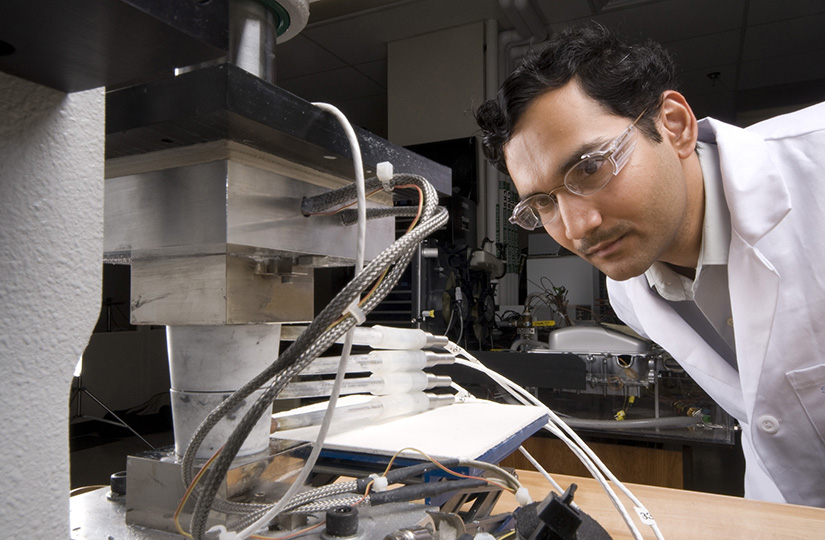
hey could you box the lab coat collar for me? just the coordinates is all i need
[697,118,791,245]
[613,277,746,420]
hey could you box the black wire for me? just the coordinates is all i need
[354,459,461,491]
[368,478,488,506]
[185,176,445,539]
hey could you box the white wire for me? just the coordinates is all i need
[444,306,456,335]
[517,445,566,497]
[453,355,643,540]
[456,304,464,347]
[448,342,666,540]
[236,103,367,540]
[313,102,367,272]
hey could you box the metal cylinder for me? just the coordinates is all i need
[166,324,281,459]
[229,0,279,83]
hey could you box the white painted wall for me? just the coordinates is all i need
[0,71,104,537]
[388,21,485,146]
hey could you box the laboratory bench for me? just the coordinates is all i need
[498,469,825,540]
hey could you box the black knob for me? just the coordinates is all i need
[325,506,358,537]
[110,471,127,496]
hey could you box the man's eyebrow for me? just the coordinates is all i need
[556,137,610,178]
[514,135,610,202]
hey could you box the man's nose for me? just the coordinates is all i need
[555,192,603,241]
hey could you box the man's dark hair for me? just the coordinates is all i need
[475,22,678,175]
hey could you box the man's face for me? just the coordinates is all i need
[503,82,693,281]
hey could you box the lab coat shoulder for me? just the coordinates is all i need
[747,101,825,140]
[610,107,825,506]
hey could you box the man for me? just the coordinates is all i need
[476,22,825,507]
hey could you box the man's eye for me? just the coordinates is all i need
[580,157,603,176]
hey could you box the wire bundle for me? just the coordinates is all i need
[280,454,523,516]
[447,342,667,540]
[179,172,447,540]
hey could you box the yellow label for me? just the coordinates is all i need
[532,320,556,327]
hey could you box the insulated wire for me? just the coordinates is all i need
[517,445,566,498]
[310,102,367,273]
[461,359,643,540]
[182,198,439,487]
[457,304,464,347]
[183,179,446,538]
[237,101,365,540]
[176,100,368,538]
[235,330,355,539]
[185,203,445,538]
[380,446,520,494]
[448,342,665,540]
[459,356,644,540]
[304,187,383,216]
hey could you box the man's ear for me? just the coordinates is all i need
[659,90,698,159]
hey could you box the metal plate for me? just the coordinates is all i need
[105,64,451,196]
[105,160,394,261]
[0,0,227,92]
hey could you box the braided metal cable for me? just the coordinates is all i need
[282,480,359,511]
[186,185,442,526]
[191,208,444,536]
[185,176,444,539]
[181,175,439,489]
[300,177,383,214]
[300,173,431,215]
[339,206,420,226]
[227,479,362,533]
[285,494,371,515]
[191,207,445,536]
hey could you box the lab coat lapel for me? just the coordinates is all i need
[703,119,791,243]
[704,118,791,414]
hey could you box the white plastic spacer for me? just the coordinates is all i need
[369,474,389,492]
[345,300,366,325]
[208,524,241,540]
[515,487,533,507]
[376,161,394,191]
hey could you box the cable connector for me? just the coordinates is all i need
[515,486,534,507]
[345,300,366,325]
[206,524,241,540]
[377,161,394,191]
[369,474,389,491]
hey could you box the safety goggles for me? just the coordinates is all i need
[509,111,646,231]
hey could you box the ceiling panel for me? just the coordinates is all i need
[747,0,825,26]
[276,34,347,80]
[301,0,500,65]
[664,31,742,73]
[275,0,824,131]
[589,0,745,43]
[354,59,387,87]
[741,12,825,61]
[739,49,825,90]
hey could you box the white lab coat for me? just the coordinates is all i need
[607,102,825,507]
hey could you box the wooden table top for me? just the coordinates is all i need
[496,470,825,540]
